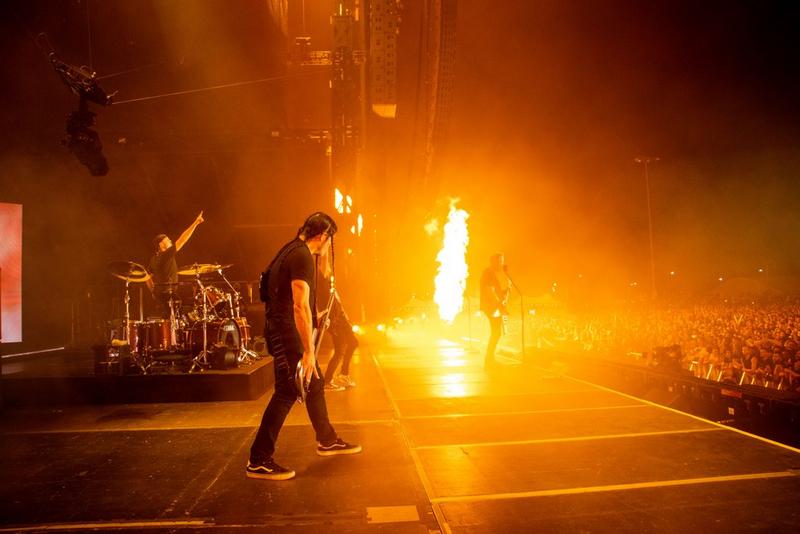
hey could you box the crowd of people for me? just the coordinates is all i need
[528,302,800,393]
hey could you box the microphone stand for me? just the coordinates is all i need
[467,292,473,353]
[505,267,525,358]
[217,267,239,318]
[190,266,210,372]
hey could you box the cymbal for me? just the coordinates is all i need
[108,261,151,283]
[177,263,221,276]
[153,281,194,288]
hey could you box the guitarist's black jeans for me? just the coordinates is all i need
[250,347,338,463]
[485,314,503,366]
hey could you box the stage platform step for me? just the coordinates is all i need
[1,358,274,406]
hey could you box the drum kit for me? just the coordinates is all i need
[105,260,259,374]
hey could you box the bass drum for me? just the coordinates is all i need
[189,318,242,357]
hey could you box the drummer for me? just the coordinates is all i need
[147,211,204,318]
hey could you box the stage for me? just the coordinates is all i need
[2,325,800,532]
[1,350,274,405]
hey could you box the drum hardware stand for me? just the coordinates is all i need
[138,286,144,321]
[107,261,152,375]
[120,278,148,374]
[217,267,259,363]
[123,281,147,374]
[122,278,132,350]
[505,268,525,359]
[168,292,180,348]
[190,265,211,372]
[217,267,240,318]
[237,338,259,365]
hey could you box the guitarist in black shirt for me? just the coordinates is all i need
[480,253,510,370]
[248,212,362,481]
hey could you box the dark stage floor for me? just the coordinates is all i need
[2,325,800,532]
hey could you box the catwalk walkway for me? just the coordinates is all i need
[2,324,800,532]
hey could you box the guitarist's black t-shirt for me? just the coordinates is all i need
[479,267,509,316]
[265,238,317,354]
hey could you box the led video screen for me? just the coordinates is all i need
[0,202,22,343]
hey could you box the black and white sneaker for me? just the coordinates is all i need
[246,458,296,480]
[324,381,346,392]
[317,438,362,456]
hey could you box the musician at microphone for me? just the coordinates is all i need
[480,253,511,369]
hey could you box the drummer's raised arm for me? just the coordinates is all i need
[175,211,204,251]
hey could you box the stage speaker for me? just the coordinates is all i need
[370,0,401,117]
[93,344,131,376]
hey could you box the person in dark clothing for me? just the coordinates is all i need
[247,212,361,481]
[317,250,359,390]
[322,293,359,389]
[147,211,204,318]
[480,252,510,369]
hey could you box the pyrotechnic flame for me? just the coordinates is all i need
[334,188,344,213]
[424,218,439,236]
[434,200,469,323]
[334,188,354,214]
